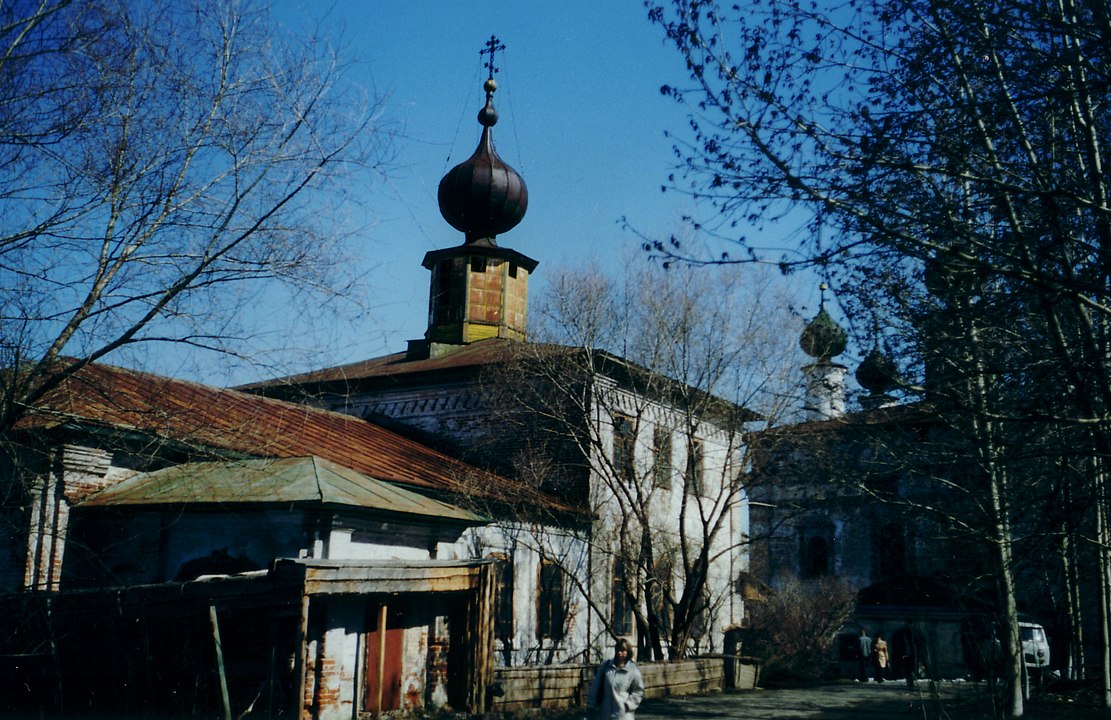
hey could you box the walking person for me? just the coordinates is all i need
[587,638,645,720]
[873,633,889,682]
[857,629,873,682]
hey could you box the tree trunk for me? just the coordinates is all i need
[989,466,1024,718]
[1060,514,1085,680]
[1096,465,1111,707]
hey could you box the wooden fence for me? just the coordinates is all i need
[490,655,760,713]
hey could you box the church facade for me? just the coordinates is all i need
[246,64,754,667]
[745,302,1056,682]
[0,52,755,719]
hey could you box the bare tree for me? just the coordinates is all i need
[0,0,389,437]
[646,1,1111,712]
[489,259,803,661]
[745,577,857,683]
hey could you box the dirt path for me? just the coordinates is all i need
[633,681,977,720]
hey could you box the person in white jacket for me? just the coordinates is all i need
[587,638,645,720]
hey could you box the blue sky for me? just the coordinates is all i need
[198,1,825,383]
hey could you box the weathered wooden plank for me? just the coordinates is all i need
[735,662,760,690]
[209,606,232,720]
[493,658,730,710]
[497,675,581,696]
[466,561,496,713]
[500,675,581,689]
[302,564,480,594]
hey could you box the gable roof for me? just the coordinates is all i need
[16,360,576,514]
[80,455,487,524]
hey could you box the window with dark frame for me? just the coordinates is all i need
[653,427,673,489]
[431,258,463,324]
[875,523,907,579]
[685,439,704,495]
[611,559,635,636]
[803,536,830,578]
[648,558,672,635]
[537,560,566,640]
[613,414,636,486]
[800,518,835,578]
[492,555,514,640]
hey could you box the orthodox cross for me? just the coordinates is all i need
[480,35,505,80]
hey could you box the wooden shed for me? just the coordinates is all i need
[0,558,496,720]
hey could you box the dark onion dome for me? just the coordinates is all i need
[438,78,528,245]
[856,344,899,394]
[799,308,848,361]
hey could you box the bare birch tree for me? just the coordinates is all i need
[490,260,803,661]
[645,1,1111,713]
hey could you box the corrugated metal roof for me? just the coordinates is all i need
[81,456,487,523]
[17,360,579,515]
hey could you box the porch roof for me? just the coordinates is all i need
[80,455,487,525]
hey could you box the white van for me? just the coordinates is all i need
[964,619,1050,683]
[1019,622,1050,682]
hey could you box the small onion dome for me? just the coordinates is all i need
[856,344,899,394]
[437,78,528,245]
[799,308,847,361]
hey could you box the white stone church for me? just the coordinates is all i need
[0,60,755,719]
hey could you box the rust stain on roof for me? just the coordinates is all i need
[18,360,576,514]
[237,337,532,389]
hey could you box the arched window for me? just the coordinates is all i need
[803,536,830,578]
[875,523,906,579]
[799,518,835,578]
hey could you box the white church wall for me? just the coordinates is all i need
[590,387,751,655]
[453,521,595,666]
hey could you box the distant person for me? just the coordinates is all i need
[858,629,873,682]
[873,633,889,682]
[587,638,645,720]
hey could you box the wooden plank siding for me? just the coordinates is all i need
[298,561,483,595]
[466,561,497,713]
[490,656,761,712]
[640,657,724,698]
[492,664,592,712]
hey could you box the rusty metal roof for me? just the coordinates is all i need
[80,455,487,523]
[236,337,532,389]
[18,360,578,515]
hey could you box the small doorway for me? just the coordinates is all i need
[363,603,404,713]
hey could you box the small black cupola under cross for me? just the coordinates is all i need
[416,36,539,357]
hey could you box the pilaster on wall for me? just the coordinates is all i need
[24,444,111,591]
